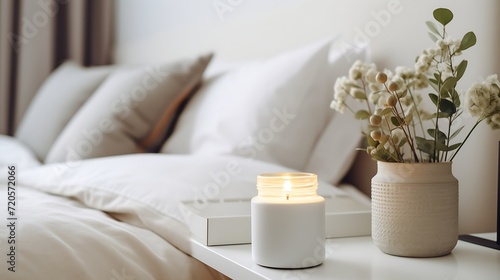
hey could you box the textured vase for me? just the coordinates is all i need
[371,161,458,257]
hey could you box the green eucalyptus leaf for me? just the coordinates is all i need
[451,88,461,107]
[428,93,439,106]
[378,147,398,162]
[370,154,383,161]
[456,60,468,81]
[398,137,408,148]
[416,136,434,155]
[391,116,401,127]
[398,90,408,98]
[380,108,393,116]
[439,99,457,115]
[445,142,461,151]
[346,82,362,89]
[368,125,379,131]
[440,77,457,96]
[355,110,371,120]
[433,8,453,26]
[427,129,435,138]
[366,134,377,147]
[428,78,439,92]
[426,21,441,36]
[404,113,413,124]
[427,129,447,143]
[430,112,452,119]
[353,90,367,100]
[434,73,441,83]
[371,146,387,161]
[371,150,393,162]
[449,126,464,139]
[435,142,450,151]
[442,90,451,99]
[459,31,477,51]
[435,142,461,152]
[428,32,439,43]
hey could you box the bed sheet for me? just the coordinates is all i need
[0,184,227,279]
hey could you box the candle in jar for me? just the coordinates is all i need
[251,172,325,268]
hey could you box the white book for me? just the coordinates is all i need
[180,193,371,246]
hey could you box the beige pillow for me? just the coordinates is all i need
[15,62,113,161]
[45,54,213,163]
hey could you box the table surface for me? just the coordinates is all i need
[190,233,500,280]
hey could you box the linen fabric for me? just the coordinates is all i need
[0,182,225,279]
[15,62,113,161]
[162,39,335,171]
[45,54,212,163]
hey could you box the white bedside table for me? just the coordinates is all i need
[190,233,500,280]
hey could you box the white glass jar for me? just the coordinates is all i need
[251,172,325,268]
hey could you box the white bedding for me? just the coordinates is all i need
[0,35,361,279]
[0,135,41,170]
[0,146,347,279]
[0,185,221,279]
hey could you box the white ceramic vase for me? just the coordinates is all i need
[371,161,458,257]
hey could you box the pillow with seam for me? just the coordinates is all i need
[45,54,213,163]
[161,38,336,171]
[15,61,113,161]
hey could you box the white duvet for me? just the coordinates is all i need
[0,185,221,279]
[0,149,345,279]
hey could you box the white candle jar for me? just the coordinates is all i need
[251,172,325,268]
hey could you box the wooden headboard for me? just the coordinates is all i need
[113,0,500,234]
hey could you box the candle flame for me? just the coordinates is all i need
[284,180,292,191]
[284,180,292,200]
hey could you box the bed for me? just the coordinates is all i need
[1,1,499,279]
[0,29,368,278]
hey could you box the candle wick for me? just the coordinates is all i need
[286,194,289,201]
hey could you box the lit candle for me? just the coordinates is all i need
[251,172,325,268]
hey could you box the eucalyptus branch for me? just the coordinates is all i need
[432,86,442,162]
[449,117,483,161]
[444,116,453,161]
[328,8,497,164]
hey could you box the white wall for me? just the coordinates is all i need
[114,0,500,234]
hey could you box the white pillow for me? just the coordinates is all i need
[45,54,212,163]
[0,135,41,170]
[162,38,336,171]
[304,45,370,185]
[15,62,113,161]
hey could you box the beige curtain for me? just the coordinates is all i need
[0,0,114,136]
